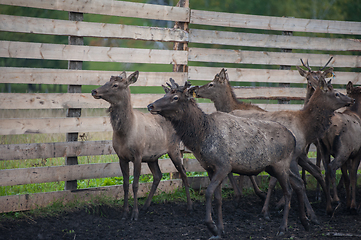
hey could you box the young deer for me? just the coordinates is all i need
[91,71,192,221]
[228,67,354,218]
[148,79,310,238]
[196,70,266,202]
[318,81,361,214]
[195,67,333,220]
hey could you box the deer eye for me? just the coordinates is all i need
[112,84,118,88]
[172,96,179,101]
[209,83,214,87]
[335,92,340,97]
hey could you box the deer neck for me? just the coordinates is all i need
[214,86,242,113]
[300,90,334,143]
[170,100,211,152]
[109,91,135,136]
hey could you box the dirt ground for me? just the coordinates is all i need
[1,188,361,240]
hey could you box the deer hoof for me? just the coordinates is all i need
[208,235,221,239]
[131,211,139,221]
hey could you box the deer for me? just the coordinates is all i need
[317,81,361,214]
[91,71,193,221]
[195,70,267,202]
[218,65,353,218]
[194,65,335,221]
[148,79,311,238]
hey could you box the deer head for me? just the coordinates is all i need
[91,71,139,104]
[296,57,334,90]
[195,68,230,100]
[310,77,355,112]
[148,79,193,120]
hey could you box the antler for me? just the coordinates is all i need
[319,57,333,71]
[300,59,312,72]
[167,78,192,91]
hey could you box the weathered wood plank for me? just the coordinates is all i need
[188,66,361,85]
[189,29,361,51]
[0,141,114,161]
[0,159,179,186]
[0,117,112,135]
[0,180,183,213]
[0,41,188,65]
[2,86,344,110]
[0,93,165,110]
[188,48,361,68]
[191,10,361,35]
[0,0,189,22]
[0,14,188,42]
[0,67,187,85]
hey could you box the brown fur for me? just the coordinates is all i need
[231,72,354,217]
[318,82,361,214]
[148,79,310,237]
[92,71,192,221]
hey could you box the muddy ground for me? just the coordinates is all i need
[1,188,361,240]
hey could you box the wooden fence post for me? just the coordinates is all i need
[173,0,189,73]
[65,12,83,191]
[278,30,293,104]
[171,0,189,180]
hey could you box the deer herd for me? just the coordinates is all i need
[92,58,360,239]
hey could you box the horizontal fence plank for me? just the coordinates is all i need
[0,0,189,22]
[0,103,306,136]
[0,159,180,186]
[0,93,165,110]
[0,180,183,213]
[0,141,115,161]
[188,66,361,85]
[0,117,112,135]
[191,10,361,35]
[189,48,361,68]
[3,86,347,110]
[0,14,188,42]
[0,41,188,65]
[233,87,307,100]
[189,29,361,51]
[0,67,187,85]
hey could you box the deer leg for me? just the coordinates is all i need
[340,164,351,209]
[315,146,322,201]
[267,167,292,236]
[297,153,332,216]
[289,161,310,230]
[168,144,193,211]
[205,170,227,238]
[250,176,266,200]
[349,156,361,214]
[214,182,224,237]
[131,159,142,221]
[261,176,278,221]
[316,142,334,215]
[228,173,242,205]
[119,159,130,220]
[290,160,318,225]
[328,154,349,205]
[142,161,162,211]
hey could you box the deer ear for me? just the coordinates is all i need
[319,78,328,92]
[346,81,353,95]
[296,66,308,77]
[127,71,139,85]
[323,67,334,78]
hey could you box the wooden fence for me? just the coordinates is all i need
[0,0,360,213]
